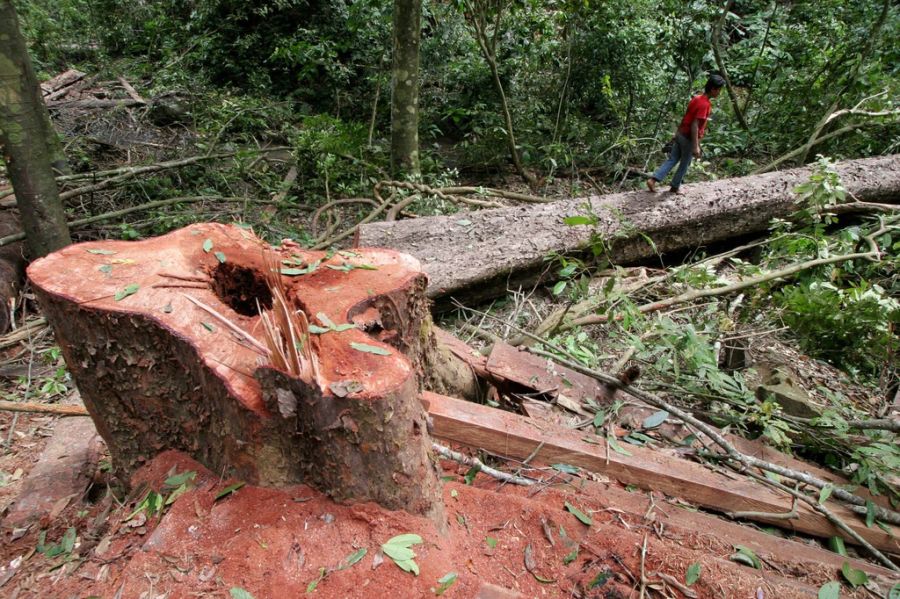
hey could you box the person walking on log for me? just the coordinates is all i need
[647,75,724,195]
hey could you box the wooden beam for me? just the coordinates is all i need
[422,392,899,553]
[484,340,890,508]
[584,479,897,579]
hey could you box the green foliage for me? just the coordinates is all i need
[777,279,898,376]
[381,533,423,576]
[36,527,77,558]
[793,156,846,220]
[18,0,899,184]
[767,158,900,378]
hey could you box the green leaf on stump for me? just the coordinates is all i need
[350,342,391,356]
[114,284,140,301]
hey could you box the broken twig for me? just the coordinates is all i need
[0,400,89,417]
[432,442,536,486]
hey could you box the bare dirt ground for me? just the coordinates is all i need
[1,446,853,598]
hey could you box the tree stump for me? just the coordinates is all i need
[27,223,443,520]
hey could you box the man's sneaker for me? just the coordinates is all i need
[670,187,684,195]
[646,178,657,192]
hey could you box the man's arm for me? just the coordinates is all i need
[690,119,701,158]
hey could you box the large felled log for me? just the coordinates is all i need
[27,223,445,520]
[358,154,900,304]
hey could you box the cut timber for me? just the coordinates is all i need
[39,69,85,97]
[486,339,616,406]
[358,154,900,303]
[583,480,897,580]
[27,223,443,519]
[484,340,888,507]
[422,392,900,552]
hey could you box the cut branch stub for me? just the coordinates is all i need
[27,223,443,519]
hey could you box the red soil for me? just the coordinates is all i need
[0,449,845,598]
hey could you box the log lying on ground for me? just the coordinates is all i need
[423,392,900,553]
[480,339,892,509]
[358,154,900,304]
[27,223,447,520]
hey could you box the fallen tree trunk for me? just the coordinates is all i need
[28,223,451,522]
[358,154,900,304]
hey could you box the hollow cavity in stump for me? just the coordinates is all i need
[27,223,443,520]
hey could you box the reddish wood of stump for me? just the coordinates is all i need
[27,223,442,519]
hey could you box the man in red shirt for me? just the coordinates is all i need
[647,75,724,194]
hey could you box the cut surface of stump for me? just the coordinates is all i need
[27,223,442,519]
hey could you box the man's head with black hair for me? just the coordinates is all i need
[705,74,726,96]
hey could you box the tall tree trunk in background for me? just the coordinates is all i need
[464,0,537,188]
[798,0,890,164]
[41,106,69,175]
[712,0,750,133]
[390,0,422,177]
[0,1,71,257]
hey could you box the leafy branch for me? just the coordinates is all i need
[455,301,900,571]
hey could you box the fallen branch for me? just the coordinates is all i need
[754,120,897,174]
[310,184,396,250]
[379,180,503,209]
[0,196,272,247]
[654,572,698,599]
[509,270,668,346]
[47,98,145,109]
[0,318,48,350]
[0,400,89,417]
[271,165,299,204]
[454,302,900,530]
[432,442,536,486]
[747,471,899,572]
[117,77,145,104]
[728,497,798,521]
[438,186,552,204]
[788,416,900,434]
[565,223,889,329]
[311,198,379,237]
[828,200,900,215]
[824,90,892,125]
[0,146,290,206]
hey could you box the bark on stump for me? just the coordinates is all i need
[27,223,443,520]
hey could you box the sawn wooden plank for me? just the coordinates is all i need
[422,391,899,553]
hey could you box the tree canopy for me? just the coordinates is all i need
[16,0,898,188]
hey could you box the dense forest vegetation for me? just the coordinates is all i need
[18,0,899,194]
[2,0,899,573]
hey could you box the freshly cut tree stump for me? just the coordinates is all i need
[27,223,443,519]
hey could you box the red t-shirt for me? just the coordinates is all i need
[678,94,712,139]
